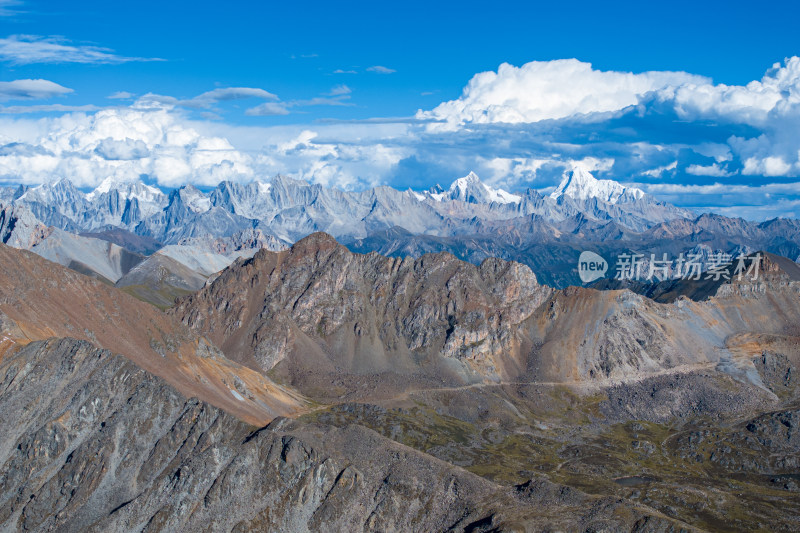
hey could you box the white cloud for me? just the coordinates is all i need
[187,87,278,107]
[94,137,149,160]
[481,157,551,187]
[742,155,792,177]
[0,79,72,100]
[0,104,99,114]
[0,35,163,64]
[134,87,279,111]
[328,84,352,96]
[0,106,407,191]
[1,56,800,219]
[0,107,252,187]
[245,102,290,116]
[643,161,677,177]
[265,129,407,189]
[108,91,135,100]
[652,57,800,125]
[419,59,707,126]
[333,69,357,74]
[0,0,22,16]
[686,163,733,177]
[367,65,396,74]
[567,157,615,173]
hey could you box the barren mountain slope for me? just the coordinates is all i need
[523,258,800,383]
[173,232,554,398]
[0,243,305,425]
[115,252,208,309]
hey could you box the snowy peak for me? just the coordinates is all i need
[431,172,521,204]
[86,176,165,205]
[448,171,483,194]
[18,177,83,205]
[550,167,645,204]
[173,185,212,213]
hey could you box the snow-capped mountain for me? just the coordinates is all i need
[550,167,644,204]
[429,172,522,204]
[175,184,212,214]
[4,168,697,247]
[3,169,800,291]
[547,167,694,231]
[86,176,165,205]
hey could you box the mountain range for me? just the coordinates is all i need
[2,168,695,243]
[2,167,799,299]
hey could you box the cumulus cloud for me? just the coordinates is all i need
[742,155,793,176]
[94,137,149,160]
[415,56,800,184]
[0,107,252,187]
[0,106,407,191]
[0,35,163,64]
[419,59,707,126]
[0,79,72,100]
[650,57,800,125]
[266,129,407,189]
[367,66,396,74]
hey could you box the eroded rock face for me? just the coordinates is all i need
[173,232,554,386]
[0,203,52,249]
[0,338,681,532]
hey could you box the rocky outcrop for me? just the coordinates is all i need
[0,203,52,249]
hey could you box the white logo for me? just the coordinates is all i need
[578,251,608,283]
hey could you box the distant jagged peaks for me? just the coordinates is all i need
[429,171,521,204]
[15,176,82,205]
[550,166,645,204]
[2,167,697,247]
[86,175,164,204]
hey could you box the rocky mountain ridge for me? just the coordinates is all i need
[173,233,800,403]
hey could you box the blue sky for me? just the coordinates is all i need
[1,0,800,219]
